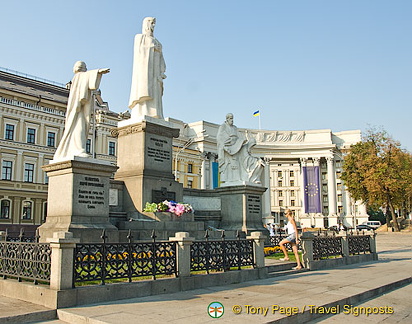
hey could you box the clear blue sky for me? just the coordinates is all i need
[2,1,411,151]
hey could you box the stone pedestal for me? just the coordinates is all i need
[114,117,183,216]
[38,157,119,242]
[216,185,267,232]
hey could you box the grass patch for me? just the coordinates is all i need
[265,251,302,262]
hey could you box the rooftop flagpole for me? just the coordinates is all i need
[253,110,261,130]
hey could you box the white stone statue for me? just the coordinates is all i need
[129,17,166,122]
[53,61,110,162]
[216,113,265,186]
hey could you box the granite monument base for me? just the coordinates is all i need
[216,185,267,233]
[38,157,119,243]
[114,117,183,215]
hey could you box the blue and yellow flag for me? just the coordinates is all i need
[253,110,260,117]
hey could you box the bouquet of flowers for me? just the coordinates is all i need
[143,200,194,217]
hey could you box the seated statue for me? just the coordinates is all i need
[216,113,264,186]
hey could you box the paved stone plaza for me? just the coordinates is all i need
[0,232,410,323]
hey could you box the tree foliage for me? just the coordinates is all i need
[341,128,412,231]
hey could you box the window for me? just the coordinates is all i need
[322,172,327,180]
[336,160,342,168]
[278,190,283,197]
[337,194,342,202]
[188,163,193,173]
[323,195,328,203]
[24,163,34,183]
[5,124,14,140]
[86,139,91,154]
[322,184,327,192]
[277,171,282,178]
[279,200,283,206]
[22,201,32,220]
[290,180,295,186]
[108,141,116,156]
[2,161,12,180]
[336,171,342,179]
[27,128,36,144]
[338,206,343,214]
[278,180,282,187]
[47,132,56,147]
[289,170,294,178]
[0,200,10,219]
[187,180,193,188]
[290,200,295,206]
[337,183,342,191]
[290,190,295,197]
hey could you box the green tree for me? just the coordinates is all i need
[341,128,412,232]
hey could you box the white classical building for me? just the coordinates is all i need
[167,119,368,229]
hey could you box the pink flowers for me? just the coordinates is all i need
[143,200,194,217]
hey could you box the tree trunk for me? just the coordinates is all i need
[389,201,400,232]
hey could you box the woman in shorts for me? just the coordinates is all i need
[279,209,303,270]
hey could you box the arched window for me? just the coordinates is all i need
[0,199,11,219]
[22,200,32,220]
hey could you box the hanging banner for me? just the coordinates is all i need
[303,166,321,213]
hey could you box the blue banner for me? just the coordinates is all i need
[212,161,219,189]
[303,166,321,213]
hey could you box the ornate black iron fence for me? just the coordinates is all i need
[73,231,177,285]
[312,235,343,260]
[2,228,36,242]
[348,234,371,255]
[0,240,51,284]
[268,232,302,251]
[191,231,255,273]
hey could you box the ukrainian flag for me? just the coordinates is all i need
[253,110,260,117]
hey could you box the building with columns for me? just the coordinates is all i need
[169,120,368,229]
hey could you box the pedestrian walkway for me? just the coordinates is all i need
[1,232,411,323]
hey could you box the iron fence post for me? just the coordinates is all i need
[47,232,78,290]
[169,232,194,277]
[246,232,265,268]
[340,231,349,257]
[300,231,314,270]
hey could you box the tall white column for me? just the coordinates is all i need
[200,154,208,189]
[37,153,44,184]
[326,156,337,216]
[15,150,23,182]
[343,184,352,218]
[261,158,271,220]
[299,158,308,216]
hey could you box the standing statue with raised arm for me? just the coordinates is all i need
[129,17,166,122]
[53,61,110,162]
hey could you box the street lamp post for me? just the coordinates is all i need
[174,138,194,180]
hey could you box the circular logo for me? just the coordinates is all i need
[208,302,224,318]
[305,183,319,197]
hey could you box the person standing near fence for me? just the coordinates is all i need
[279,209,303,270]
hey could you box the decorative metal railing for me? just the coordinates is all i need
[312,234,343,260]
[2,228,36,242]
[0,240,51,284]
[348,234,371,255]
[268,232,302,251]
[191,231,255,273]
[73,231,177,285]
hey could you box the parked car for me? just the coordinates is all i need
[356,224,374,231]
[361,221,382,229]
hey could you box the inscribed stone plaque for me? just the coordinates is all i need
[247,194,261,215]
[152,187,176,203]
[109,188,118,206]
[145,134,172,171]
